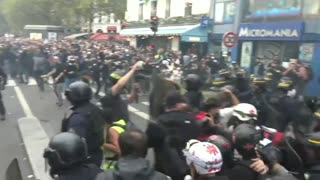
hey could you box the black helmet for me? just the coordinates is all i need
[277,77,294,91]
[185,74,202,91]
[43,132,88,171]
[251,76,267,85]
[65,81,92,104]
[234,124,262,159]
[110,69,126,85]
[207,135,234,168]
[218,69,232,78]
[235,69,246,77]
[210,77,230,92]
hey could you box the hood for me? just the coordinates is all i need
[113,157,155,180]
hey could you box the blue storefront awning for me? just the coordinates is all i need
[120,25,197,36]
[181,25,208,43]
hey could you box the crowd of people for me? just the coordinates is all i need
[0,37,319,180]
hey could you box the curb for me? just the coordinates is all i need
[18,117,51,180]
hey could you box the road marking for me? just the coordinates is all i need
[92,87,150,121]
[28,78,37,86]
[142,101,150,106]
[14,86,34,117]
[6,79,17,87]
[13,80,51,180]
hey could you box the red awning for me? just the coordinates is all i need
[90,33,127,41]
[90,33,109,40]
[107,26,117,31]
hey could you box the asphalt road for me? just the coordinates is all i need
[0,78,153,180]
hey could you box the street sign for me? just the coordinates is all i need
[200,16,212,28]
[223,32,237,48]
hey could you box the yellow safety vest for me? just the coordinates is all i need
[103,119,126,170]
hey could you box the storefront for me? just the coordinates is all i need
[237,21,305,68]
[236,20,320,96]
[119,24,208,53]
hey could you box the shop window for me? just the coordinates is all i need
[139,2,144,21]
[165,0,171,18]
[185,2,192,17]
[247,0,301,18]
[151,0,157,16]
[214,1,235,23]
[303,0,320,15]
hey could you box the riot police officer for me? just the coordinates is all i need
[61,81,105,167]
[301,132,320,180]
[43,132,103,180]
[183,74,203,111]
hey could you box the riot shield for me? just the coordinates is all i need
[149,70,180,121]
[5,158,23,180]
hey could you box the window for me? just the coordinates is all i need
[214,1,235,23]
[248,0,301,18]
[185,2,192,17]
[165,0,171,18]
[304,0,320,15]
[151,0,158,16]
[139,2,144,21]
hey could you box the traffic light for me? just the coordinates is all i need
[150,16,159,33]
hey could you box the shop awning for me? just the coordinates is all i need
[64,33,89,39]
[119,25,198,36]
[181,25,208,43]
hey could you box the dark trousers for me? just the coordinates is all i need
[34,70,44,91]
[93,76,101,96]
[0,92,6,115]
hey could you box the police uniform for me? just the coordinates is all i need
[62,82,105,167]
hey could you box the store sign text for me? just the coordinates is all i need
[239,27,299,38]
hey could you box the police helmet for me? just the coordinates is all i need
[110,69,126,85]
[207,135,234,167]
[43,132,88,170]
[65,81,92,104]
[251,76,267,86]
[265,72,273,82]
[185,74,202,91]
[232,103,258,122]
[235,69,246,77]
[277,77,294,90]
[303,132,320,148]
[212,77,229,89]
[234,124,262,157]
[218,69,231,78]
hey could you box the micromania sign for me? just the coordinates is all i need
[238,21,304,41]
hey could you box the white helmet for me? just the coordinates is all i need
[183,140,223,175]
[232,103,258,122]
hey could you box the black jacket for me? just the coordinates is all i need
[57,164,102,180]
[95,156,170,180]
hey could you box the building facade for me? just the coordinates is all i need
[238,0,320,96]
[120,0,212,55]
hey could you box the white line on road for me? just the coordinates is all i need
[92,87,150,121]
[142,101,150,106]
[14,86,34,117]
[12,80,51,180]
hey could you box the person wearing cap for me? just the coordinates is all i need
[55,55,80,90]
[183,140,228,180]
[99,61,143,125]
